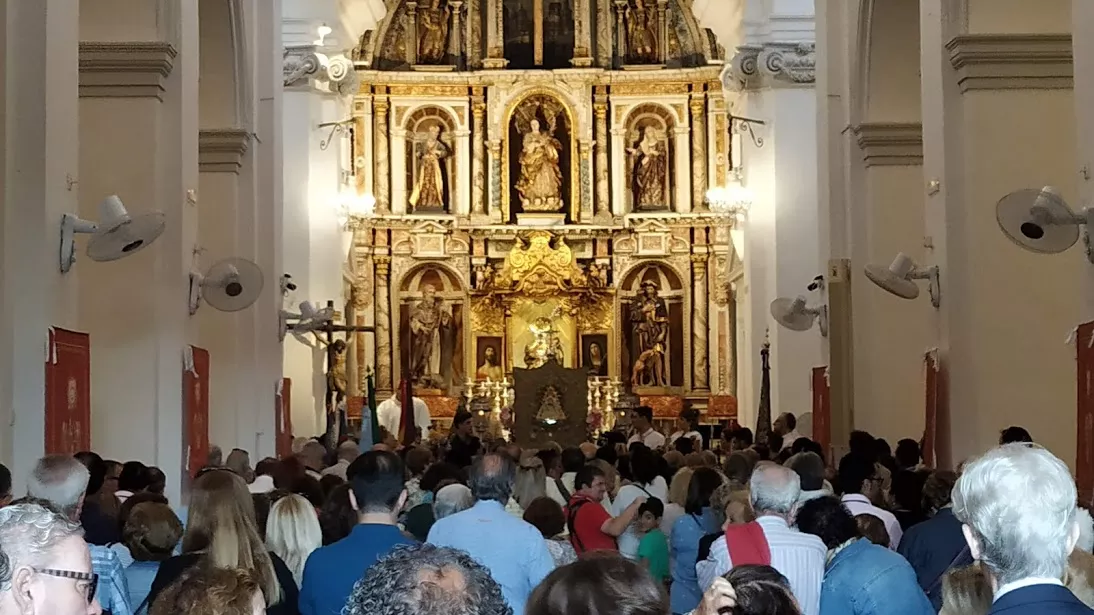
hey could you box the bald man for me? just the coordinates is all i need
[580,442,598,460]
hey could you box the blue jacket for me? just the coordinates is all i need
[820,538,934,615]
[989,584,1094,615]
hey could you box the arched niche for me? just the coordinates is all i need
[404,106,459,214]
[397,263,466,394]
[624,104,676,212]
[503,90,578,223]
[855,0,921,124]
[618,262,686,389]
[199,0,246,128]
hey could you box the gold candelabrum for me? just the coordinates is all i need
[463,376,515,439]
[587,376,624,434]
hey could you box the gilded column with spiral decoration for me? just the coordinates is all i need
[690,92,708,212]
[692,254,710,391]
[373,90,391,214]
[472,88,487,215]
[374,256,393,392]
[594,93,611,218]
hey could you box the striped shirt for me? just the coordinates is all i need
[696,516,826,615]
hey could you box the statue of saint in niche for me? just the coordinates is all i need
[628,125,668,210]
[409,284,453,386]
[626,0,658,64]
[516,118,564,212]
[418,0,451,64]
[630,280,669,387]
[409,124,450,212]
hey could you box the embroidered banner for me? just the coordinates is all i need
[184,347,210,478]
[45,328,91,454]
[277,378,293,459]
[924,349,940,469]
[811,366,830,459]
[1076,323,1094,504]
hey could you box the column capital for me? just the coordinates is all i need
[691,253,709,269]
[723,41,816,91]
[374,256,392,275]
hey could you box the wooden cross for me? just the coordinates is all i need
[315,300,375,416]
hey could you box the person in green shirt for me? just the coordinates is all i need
[636,497,671,586]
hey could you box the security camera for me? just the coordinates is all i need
[806,275,825,292]
[280,274,297,294]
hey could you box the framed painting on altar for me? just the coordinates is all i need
[474,336,505,381]
[580,333,609,377]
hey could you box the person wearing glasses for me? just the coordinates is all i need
[837,453,903,550]
[0,500,102,615]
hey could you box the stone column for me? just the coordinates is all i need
[533,0,544,66]
[674,126,692,212]
[484,0,507,68]
[374,256,394,393]
[455,128,472,214]
[657,0,669,64]
[593,93,611,218]
[579,140,594,219]
[596,0,613,67]
[373,89,391,213]
[692,254,710,391]
[472,89,487,215]
[449,0,464,67]
[573,0,593,66]
[690,92,708,212]
[406,1,419,65]
[614,0,629,67]
[467,0,483,68]
[488,139,503,218]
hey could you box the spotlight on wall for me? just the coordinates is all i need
[864,253,940,308]
[996,186,1094,262]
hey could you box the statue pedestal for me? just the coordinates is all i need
[516,213,566,227]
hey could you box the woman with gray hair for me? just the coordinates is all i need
[433,484,474,521]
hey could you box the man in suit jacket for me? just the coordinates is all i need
[953,443,1094,615]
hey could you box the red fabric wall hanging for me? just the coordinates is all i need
[184,347,210,478]
[811,366,830,459]
[1076,323,1094,504]
[45,328,91,455]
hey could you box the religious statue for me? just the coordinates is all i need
[535,386,567,424]
[586,263,607,288]
[418,0,451,64]
[630,280,668,387]
[524,316,565,368]
[474,263,495,291]
[516,118,564,212]
[325,339,349,412]
[628,125,667,210]
[476,345,505,381]
[409,125,450,212]
[409,284,453,386]
[626,0,658,64]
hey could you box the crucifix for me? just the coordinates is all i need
[312,300,375,424]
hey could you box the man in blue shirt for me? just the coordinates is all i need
[299,450,415,615]
[428,453,555,614]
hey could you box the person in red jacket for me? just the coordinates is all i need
[565,464,644,556]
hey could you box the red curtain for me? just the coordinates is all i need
[811,366,830,459]
[1077,323,1094,504]
[45,328,91,455]
[184,347,210,478]
[277,378,293,459]
[924,349,940,469]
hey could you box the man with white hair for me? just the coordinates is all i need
[27,456,131,615]
[0,501,101,615]
[953,444,1094,614]
[321,440,360,480]
[697,462,826,615]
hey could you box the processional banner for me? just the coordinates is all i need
[923,349,940,469]
[183,346,210,478]
[45,328,91,455]
[810,366,830,460]
[1076,322,1094,504]
[277,378,293,459]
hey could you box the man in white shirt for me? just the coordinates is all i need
[627,406,666,450]
[697,462,826,615]
[837,452,902,549]
[774,412,804,452]
[377,389,432,441]
[668,408,703,451]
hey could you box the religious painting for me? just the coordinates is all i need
[507,93,573,222]
[625,105,674,212]
[405,108,456,214]
[581,334,609,377]
[620,263,685,390]
[503,0,535,68]
[542,0,575,68]
[474,336,505,381]
[399,266,465,395]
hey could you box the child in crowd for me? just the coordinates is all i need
[635,497,670,587]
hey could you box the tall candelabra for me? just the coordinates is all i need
[587,376,623,434]
[463,376,515,439]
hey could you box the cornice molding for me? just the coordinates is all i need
[78,42,177,100]
[946,34,1072,93]
[198,129,251,173]
[852,122,923,167]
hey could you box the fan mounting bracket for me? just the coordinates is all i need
[909,265,941,308]
[59,213,98,274]
[815,305,829,337]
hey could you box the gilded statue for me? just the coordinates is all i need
[516,118,564,212]
[631,280,668,387]
[418,0,451,64]
[628,125,667,210]
[409,125,450,212]
[409,284,452,386]
[627,0,658,64]
[476,345,504,381]
[524,316,564,369]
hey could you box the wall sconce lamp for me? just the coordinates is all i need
[729,115,766,148]
[318,119,354,151]
[706,170,754,258]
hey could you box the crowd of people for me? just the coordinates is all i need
[0,406,1091,615]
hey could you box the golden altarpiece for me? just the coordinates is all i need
[338,0,745,435]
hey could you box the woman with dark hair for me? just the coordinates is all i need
[524,496,578,566]
[402,462,466,541]
[692,566,803,615]
[670,467,724,614]
[117,460,150,503]
[613,446,669,560]
[318,484,357,546]
[527,555,670,615]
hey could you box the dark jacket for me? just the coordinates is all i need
[147,551,299,615]
[897,507,971,610]
[989,584,1094,615]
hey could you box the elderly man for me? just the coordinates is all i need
[0,501,102,615]
[697,462,825,615]
[343,544,511,615]
[774,413,803,452]
[953,444,1093,615]
[427,453,554,614]
[321,440,360,480]
[27,456,130,615]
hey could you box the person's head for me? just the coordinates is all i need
[72,453,104,497]
[855,514,890,547]
[226,450,254,483]
[182,469,281,606]
[722,565,803,615]
[749,463,801,518]
[206,446,224,468]
[685,467,723,515]
[939,563,992,615]
[895,438,922,469]
[419,462,466,495]
[574,464,609,502]
[27,455,90,520]
[998,426,1033,445]
[527,555,669,615]
[890,469,927,513]
[347,450,408,520]
[729,427,754,451]
[773,413,795,436]
[483,345,498,365]
[336,441,359,464]
[847,431,876,460]
[453,411,474,437]
[637,497,663,534]
[579,442,598,461]
[344,544,510,615]
[795,496,858,550]
[144,467,166,496]
[252,494,272,539]
[117,461,149,493]
[629,446,660,486]
[0,463,11,507]
[785,452,826,498]
[433,484,474,520]
[319,474,344,500]
[953,443,1078,587]
[405,447,433,478]
[523,497,567,539]
[122,502,182,562]
[724,451,756,489]
[290,475,324,509]
[560,448,586,474]
[101,460,121,496]
[536,449,563,479]
[837,452,880,500]
[148,564,264,615]
[514,456,546,509]
[0,501,98,615]
[922,470,958,515]
[673,436,695,455]
[265,494,322,587]
[300,441,326,471]
[630,406,653,432]
[667,467,694,507]
[468,454,515,505]
[318,484,356,546]
[677,408,699,433]
[254,458,278,479]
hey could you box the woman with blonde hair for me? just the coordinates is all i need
[514,454,547,510]
[662,467,694,538]
[265,494,322,587]
[147,469,299,615]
